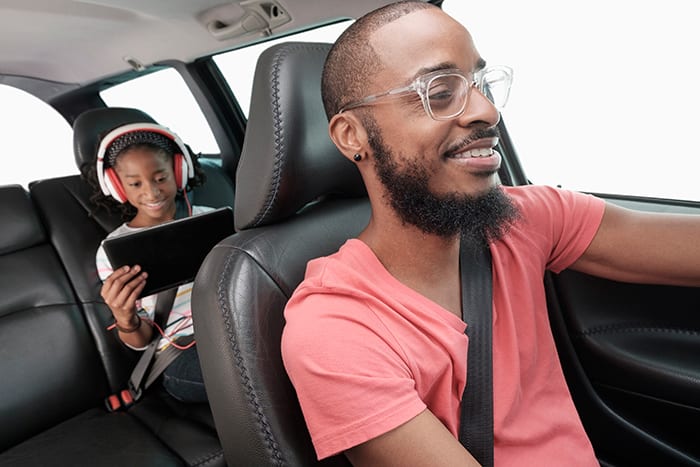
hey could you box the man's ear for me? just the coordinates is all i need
[328,113,367,161]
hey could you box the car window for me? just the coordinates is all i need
[443,0,699,202]
[100,68,220,154]
[0,85,74,188]
[214,21,351,118]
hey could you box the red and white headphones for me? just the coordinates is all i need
[95,123,194,203]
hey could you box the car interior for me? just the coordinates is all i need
[192,41,367,467]
[0,106,232,466]
[0,1,698,466]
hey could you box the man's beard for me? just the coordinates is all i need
[367,122,521,245]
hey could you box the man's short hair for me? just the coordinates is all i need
[321,1,437,120]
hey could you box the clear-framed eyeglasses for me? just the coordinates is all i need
[337,65,513,121]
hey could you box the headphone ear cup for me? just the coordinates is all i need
[174,153,188,190]
[105,168,127,203]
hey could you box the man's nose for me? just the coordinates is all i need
[456,86,501,128]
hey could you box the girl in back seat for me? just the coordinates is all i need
[82,122,211,404]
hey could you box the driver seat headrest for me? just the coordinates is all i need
[234,42,366,231]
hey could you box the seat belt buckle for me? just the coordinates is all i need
[127,380,144,402]
[104,388,138,412]
[120,388,136,407]
[105,393,122,412]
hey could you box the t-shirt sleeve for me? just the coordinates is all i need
[282,289,427,460]
[96,225,129,282]
[96,242,114,282]
[519,185,606,273]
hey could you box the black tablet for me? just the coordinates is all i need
[102,206,234,298]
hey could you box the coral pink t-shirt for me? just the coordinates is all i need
[281,185,605,465]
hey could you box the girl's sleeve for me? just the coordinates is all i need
[96,242,114,282]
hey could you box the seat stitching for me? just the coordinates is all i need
[251,43,331,228]
[217,248,286,464]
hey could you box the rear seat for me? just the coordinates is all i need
[0,107,234,466]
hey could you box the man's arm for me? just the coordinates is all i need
[571,202,700,286]
[345,409,481,467]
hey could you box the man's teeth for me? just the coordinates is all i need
[454,147,493,158]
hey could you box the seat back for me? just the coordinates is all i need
[192,42,368,466]
[0,184,109,451]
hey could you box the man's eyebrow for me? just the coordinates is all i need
[413,62,459,79]
[412,58,487,79]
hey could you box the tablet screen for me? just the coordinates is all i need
[102,206,234,298]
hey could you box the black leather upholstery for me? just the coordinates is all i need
[73,107,156,169]
[193,42,368,466]
[0,184,204,466]
[234,42,365,230]
[0,106,234,466]
[0,185,107,452]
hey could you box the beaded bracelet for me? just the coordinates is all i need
[114,313,142,334]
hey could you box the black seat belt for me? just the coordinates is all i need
[458,236,494,467]
[106,287,184,411]
[126,287,186,401]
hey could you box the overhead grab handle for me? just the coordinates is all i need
[206,0,291,41]
[207,11,268,40]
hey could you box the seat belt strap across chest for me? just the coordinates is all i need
[458,236,494,467]
[127,286,180,400]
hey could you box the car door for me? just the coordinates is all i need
[496,108,699,467]
[545,195,700,467]
[496,117,700,467]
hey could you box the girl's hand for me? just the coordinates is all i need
[100,265,148,326]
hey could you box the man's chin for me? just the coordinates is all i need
[472,169,500,180]
[436,172,500,199]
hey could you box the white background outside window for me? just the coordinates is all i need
[2,0,698,202]
[443,0,700,201]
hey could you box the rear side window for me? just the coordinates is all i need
[100,68,220,154]
[0,85,74,188]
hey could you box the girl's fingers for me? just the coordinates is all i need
[114,271,147,304]
[102,265,147,312]
[125,276,148,305]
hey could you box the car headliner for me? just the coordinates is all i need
[0,0,424,95]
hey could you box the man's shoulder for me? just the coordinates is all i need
[300,239,380,289]
[287,240,381,312]
[502,184,599,213]
[503,183,563,200]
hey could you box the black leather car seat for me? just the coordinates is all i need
[0,182,226,466]
[192,42,368,466]
[0,107,232,466]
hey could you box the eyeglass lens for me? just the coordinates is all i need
[426,75,469,118]
[427,69,511,118]
[480,68,511,110]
